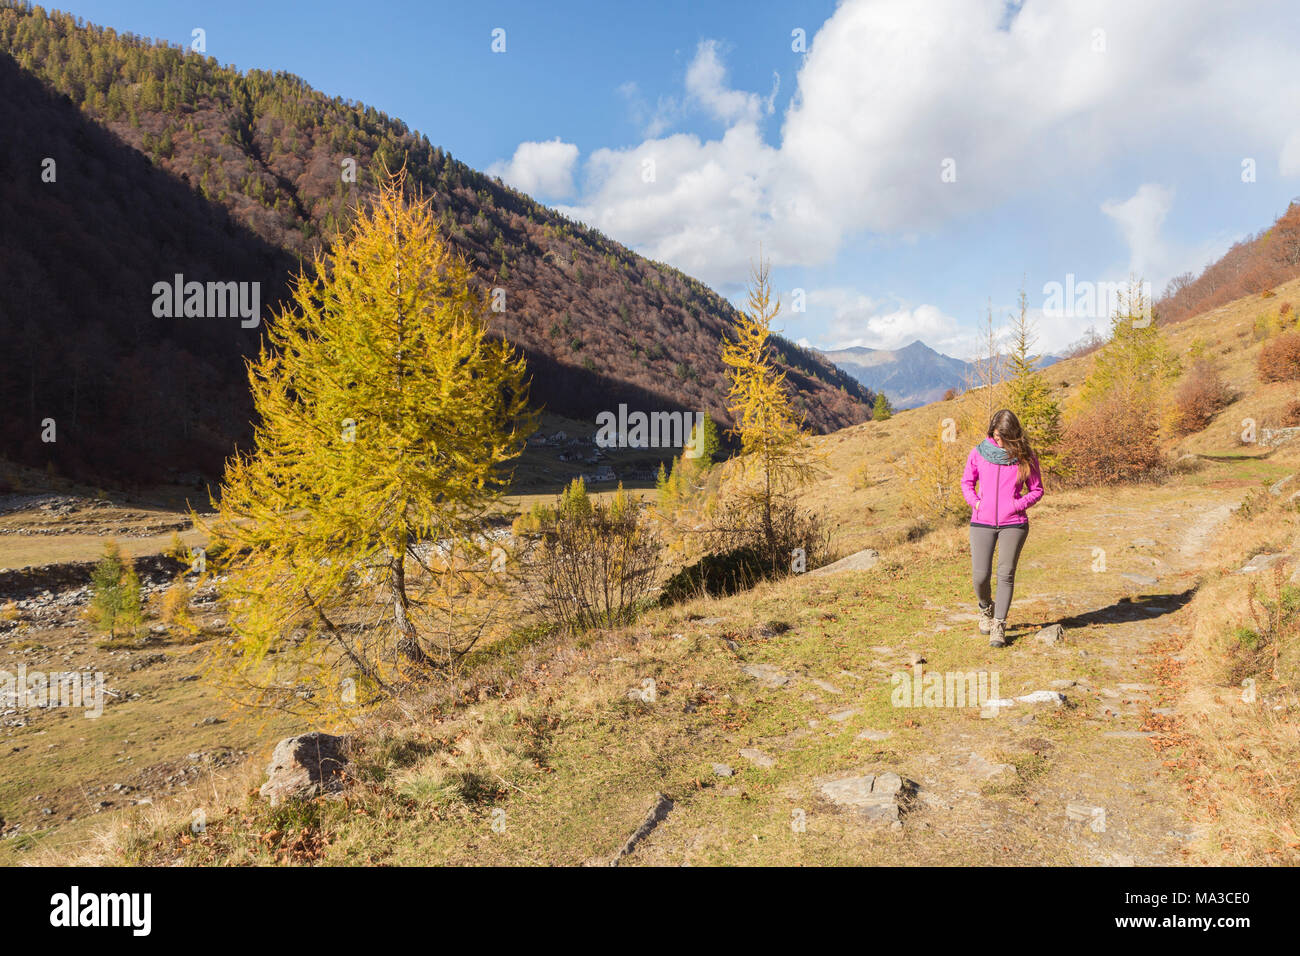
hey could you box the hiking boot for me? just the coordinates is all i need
[989,619,1007,647]
[978,604,995,634]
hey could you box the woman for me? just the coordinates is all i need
[960,409,1044,647]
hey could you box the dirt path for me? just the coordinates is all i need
[892,482,1244,865]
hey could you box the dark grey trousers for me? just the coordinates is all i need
[970,524,1029,621]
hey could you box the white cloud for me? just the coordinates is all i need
[685,40,766,125]
[487,138,579,199]
[1280,130,1300,177]
[617,81,678,138]
[1101,183,1175,279]
[546,0,1300,287]
[811,287,965,353]
[1096,183,1237,296]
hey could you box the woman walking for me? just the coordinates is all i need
[961,409,1044,647]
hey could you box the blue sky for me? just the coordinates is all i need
[52,0,1300,359]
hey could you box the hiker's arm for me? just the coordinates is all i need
[1018,459,1044,510]
[961,450,979,508]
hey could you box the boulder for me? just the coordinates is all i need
[807,548,881,576]
[1034,624,1065,646]
[259,732,351,806]
[819,771,918,823]
[1237,553,1288,574]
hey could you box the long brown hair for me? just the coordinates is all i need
[987,409,1036,489]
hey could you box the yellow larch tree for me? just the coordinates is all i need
[199,167,535,718]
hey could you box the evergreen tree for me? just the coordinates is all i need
[201,169,535,714]
[1073,282,1180,413]
[87,540,144,640]
[1006,286,1062,471]
[872,393,893,421]
[654,461,669,503]
[720,255,817,563]
[691,415,722,464]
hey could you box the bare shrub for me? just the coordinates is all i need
[1258,331,1300,382]
[522,480,660,632]
[1281,398,1300,427]
[1168,359,1232,435]
[1059,396,1164,486]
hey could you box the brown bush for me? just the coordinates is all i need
[1257,331,1300,382]
[1169,359,1231,435]
[1059,396,1163,486]
[1281,398,1300,427]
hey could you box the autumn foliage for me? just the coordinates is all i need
[1169,359,1232,436]
[1058,395,1164,486]
[1257,331,1300,383]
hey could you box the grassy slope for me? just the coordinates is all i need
[5,282,1300,865]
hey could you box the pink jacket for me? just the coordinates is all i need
[961,443,1044,527]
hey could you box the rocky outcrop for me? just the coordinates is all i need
[258,732,352,807]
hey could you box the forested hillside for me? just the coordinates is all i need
[0,2,872,483]
[1158,200,1300,324]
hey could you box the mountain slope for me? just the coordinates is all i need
[819,340,972,408]
[0,2,873,483]
[822,339,1063,409]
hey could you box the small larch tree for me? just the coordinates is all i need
[1006,287,1062,473]
[1072,281,1180,414]
[87,540,144,641]
[201,168,535,716]
[719,255,819,567]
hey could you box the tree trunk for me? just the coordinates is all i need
[391,553,428,667]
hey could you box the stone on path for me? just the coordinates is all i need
[810,678,843,695]
[1121,573,1159,587]
[741,663,791,688]
[1014,690,1067,706]
[738,747,776,769]
[712,763,734,778]
[1066,802,1107,833]
[1237,553,1287,574]
[1034,624,1065,646]
[964,752,1013,781]
[609,792,674,866]
[819,771,918,823]
[807,548,880,577]
[855,729,891,742]
[827,707,859,722]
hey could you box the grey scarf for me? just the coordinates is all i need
[977,438,1016,466]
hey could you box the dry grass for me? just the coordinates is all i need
[1174,452,1300,864]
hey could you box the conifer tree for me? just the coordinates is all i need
[1006,287,1062,471]
[87,540,144,641]
[720,255,816,562]
[872,393,893,421]
[1073,282,1180,412]
[200,168,534,714]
